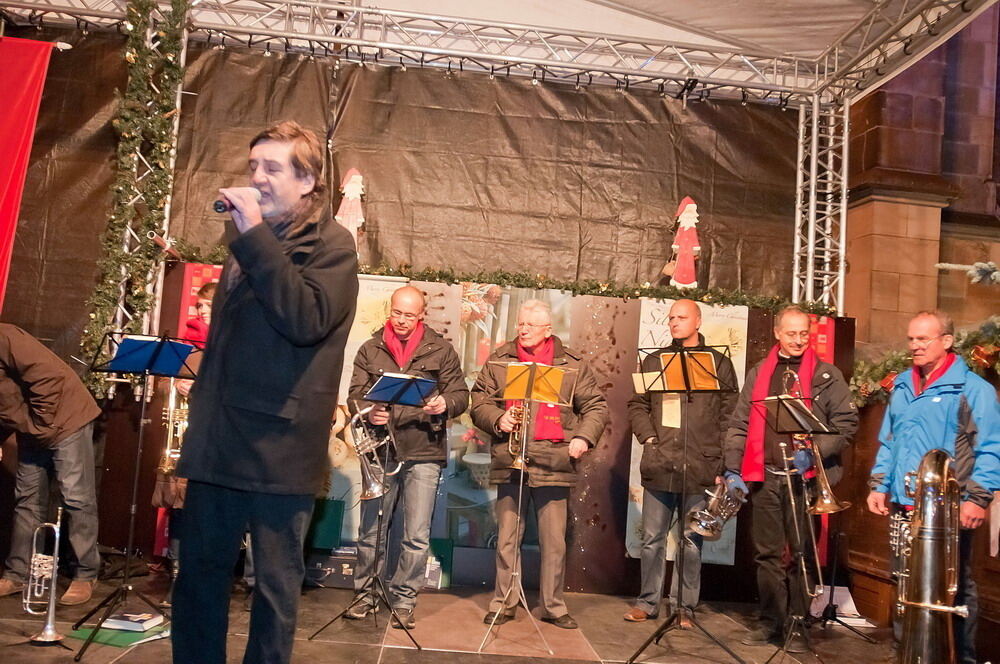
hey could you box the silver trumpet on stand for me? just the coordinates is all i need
[23,507,71,649]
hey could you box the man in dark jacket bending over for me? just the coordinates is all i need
[345,285,469,629]
[173,121,358,664]
[624,299,738,625]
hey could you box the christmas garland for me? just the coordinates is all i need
[79,0,188,392]
[850,316,1000,408]
[358,264,836,314]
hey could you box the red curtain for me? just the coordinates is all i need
[0,37,52,311]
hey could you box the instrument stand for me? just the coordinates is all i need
[73,333,199,662]
[478,461,553,655]
[72,370,169,662]
[309,445,421,650]
[627,345,743,664]
[818,531,875,643]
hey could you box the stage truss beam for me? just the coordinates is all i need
[1,0,996,314]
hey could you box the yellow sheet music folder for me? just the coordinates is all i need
[661,351,719,391]
[503,363,564,404]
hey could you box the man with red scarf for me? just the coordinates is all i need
[346,286,469,629]
[471,299,608,630]
[723,306,857,652]
[867,310,1000,664]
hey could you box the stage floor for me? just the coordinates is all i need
[0,574,893,663]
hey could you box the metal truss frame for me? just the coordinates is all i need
[1,0,996,313]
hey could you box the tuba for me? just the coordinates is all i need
[894,448,966,664]
[350,405,401,500]
[23,506,64,644]
[686,483,746,541]
[159,377,189,474]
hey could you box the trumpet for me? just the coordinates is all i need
[507,404,528,470]
[159,377,189,474]
[24,507,64,644]
[350,405,401,500]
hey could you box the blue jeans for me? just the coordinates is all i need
[4,423,100,583]
[354,460,441,610]
[634,488,703,615]
[173,481,313,664]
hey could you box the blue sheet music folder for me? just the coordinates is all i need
[364,372,437,407]
[107,335,195,376]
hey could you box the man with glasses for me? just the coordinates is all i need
[722,306,857,652]
[346,285,469,628]
[867,309,1000,664]
[471,300,608,629]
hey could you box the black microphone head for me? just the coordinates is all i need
[213,200,228,213]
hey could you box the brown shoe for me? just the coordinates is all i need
[59,579,95,606]
[624,607,653,622]
[0,578,25,597]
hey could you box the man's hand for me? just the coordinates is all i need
[866,490,889,516]
[367,405,389,426]
[219,187,264,234]
[175,379,194,398]
[422,395,447,416]
[568,437,590,459]
[723,471,748,497]
[960,501,986,529]
[497,406,520,433]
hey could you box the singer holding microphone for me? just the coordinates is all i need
[346,285,469,629]
[173,121,358,664]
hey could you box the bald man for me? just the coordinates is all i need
[624,300,738,626]
[345,286,469,629]
[723,306,857,653]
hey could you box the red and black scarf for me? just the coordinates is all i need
[382,320,425,369]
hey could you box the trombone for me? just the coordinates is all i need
[24,506,64,644]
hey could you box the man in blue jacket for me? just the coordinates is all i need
[867,309,1000,664]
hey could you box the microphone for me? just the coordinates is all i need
[213,187,261,213]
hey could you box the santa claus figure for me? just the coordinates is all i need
[335,168,365,243]
[669,196,701,289]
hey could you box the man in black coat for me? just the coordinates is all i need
[624,299,738,625]
[345,285,468,629]
[173,121,358,664]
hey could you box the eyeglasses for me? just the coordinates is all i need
[779,331,810,341]
[516,322,550,329]
[907,335,945,348]
[390,310,420,321]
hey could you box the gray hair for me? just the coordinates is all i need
[912,309,955,337]
[773,305,810,330]
[519,299,552,320]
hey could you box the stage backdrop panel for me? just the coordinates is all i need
[330,66,797,294]
[625,299,750,565]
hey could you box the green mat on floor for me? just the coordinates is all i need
[68,625,169,648]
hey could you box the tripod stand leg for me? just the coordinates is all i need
[689,614,747,664]
[309,592,366,640]
[372,575,421,650]
[73,587,126,662]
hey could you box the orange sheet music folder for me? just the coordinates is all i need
[659,351,719,391]
[502,363,564,404]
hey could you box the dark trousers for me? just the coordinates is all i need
[891,507,978,664]
[750,472,815,634]
[172,481,314,664]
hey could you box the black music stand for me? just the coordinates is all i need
[758,395,833,663]
[477,361,575,656]
[73,333,199,661]
[308,376,437,650]
[627,345,744,664]
[818,532,876,642]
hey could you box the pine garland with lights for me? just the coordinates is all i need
[79,0,188,393]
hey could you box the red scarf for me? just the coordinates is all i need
[184,317,210,349]
[912,352,956,396]
[510,337,565,441]
[382,320,425,369]
[741,344,818,481]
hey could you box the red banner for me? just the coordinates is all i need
[0,37,53,311]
